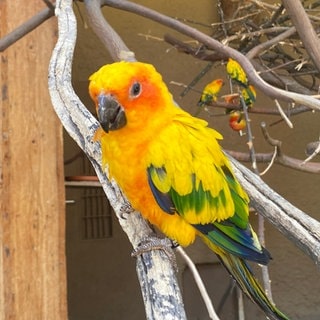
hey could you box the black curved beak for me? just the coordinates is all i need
[97,94,127,133]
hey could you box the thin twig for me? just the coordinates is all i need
[240,96,258,172]
[222,26,291,47]
[240,96,274,302]
[274,99,294,128]
[301,141,320,165]
[176,247,220,320]
[180,62,213,97]
[246,27,296,59]
[259,146,277,176]
[237,287,245,320]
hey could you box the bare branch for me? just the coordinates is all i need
[0,2,55,52]
[227,120,320,174]
[282,0,320,72]
[229,157,320,266]
[177,247,219,320]
[165,34,316,95]
[83,0,135,62]
[48,1,186,319]
[246,27,296,59]
[228,149,320,174]
[274,99,293,128]
[222,26,292,48]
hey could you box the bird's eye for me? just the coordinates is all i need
[131,82,141,97]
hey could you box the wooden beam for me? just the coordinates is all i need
[0,1,67,319]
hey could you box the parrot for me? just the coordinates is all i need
[226,58,256,105]
[89,61,289,320]
[229,110,247,132]
[198,79,224,107]
[241,84,256,107]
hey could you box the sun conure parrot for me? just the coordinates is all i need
[242,84,256,107]
[226,58,256,105]
[89,61,289,320]
[198,79,224,107]
[229,110,247,132]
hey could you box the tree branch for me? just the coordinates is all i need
[83,0,135,62]
[227,121,320,173]
[229,157,320,266]
[246,26,297,59]
[227,149,320,174]
[0,2,55,52]
[48,1,187,319]
[165,33,316,95]
[282,0,320,72]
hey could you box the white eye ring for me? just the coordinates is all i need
[131,82,141,97]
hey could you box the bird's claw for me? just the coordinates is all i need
[119,200,135,219]
[131,236,179,272]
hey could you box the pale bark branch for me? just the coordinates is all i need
[83,0,135,62]
[165,33,315,95]
[246,26,297,59]
[282,0,320,72]
[229,157,320,266]
[176,247,219,320]
[48,1,186,319]
[227,150,320,174]
[228,122,320,174]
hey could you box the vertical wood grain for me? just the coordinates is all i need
[0,1,67,319]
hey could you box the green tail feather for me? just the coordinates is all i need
[218,252,289,320]
[243,87,256,105]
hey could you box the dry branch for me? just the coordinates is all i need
[282,0,320,72]
[49,1,186,319]
[0,2,55,52]
[229,157,320,265]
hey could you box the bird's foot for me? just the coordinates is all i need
[119,200,135,219]
[131,236,179,271]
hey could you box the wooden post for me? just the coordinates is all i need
[0,2,67,319]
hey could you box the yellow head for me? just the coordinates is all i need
[89,61,174,133]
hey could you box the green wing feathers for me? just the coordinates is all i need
[147,113,267,262]
[146,111,289,320]
[147,114,247,223]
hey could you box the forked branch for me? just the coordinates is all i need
[49,1,187,319]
